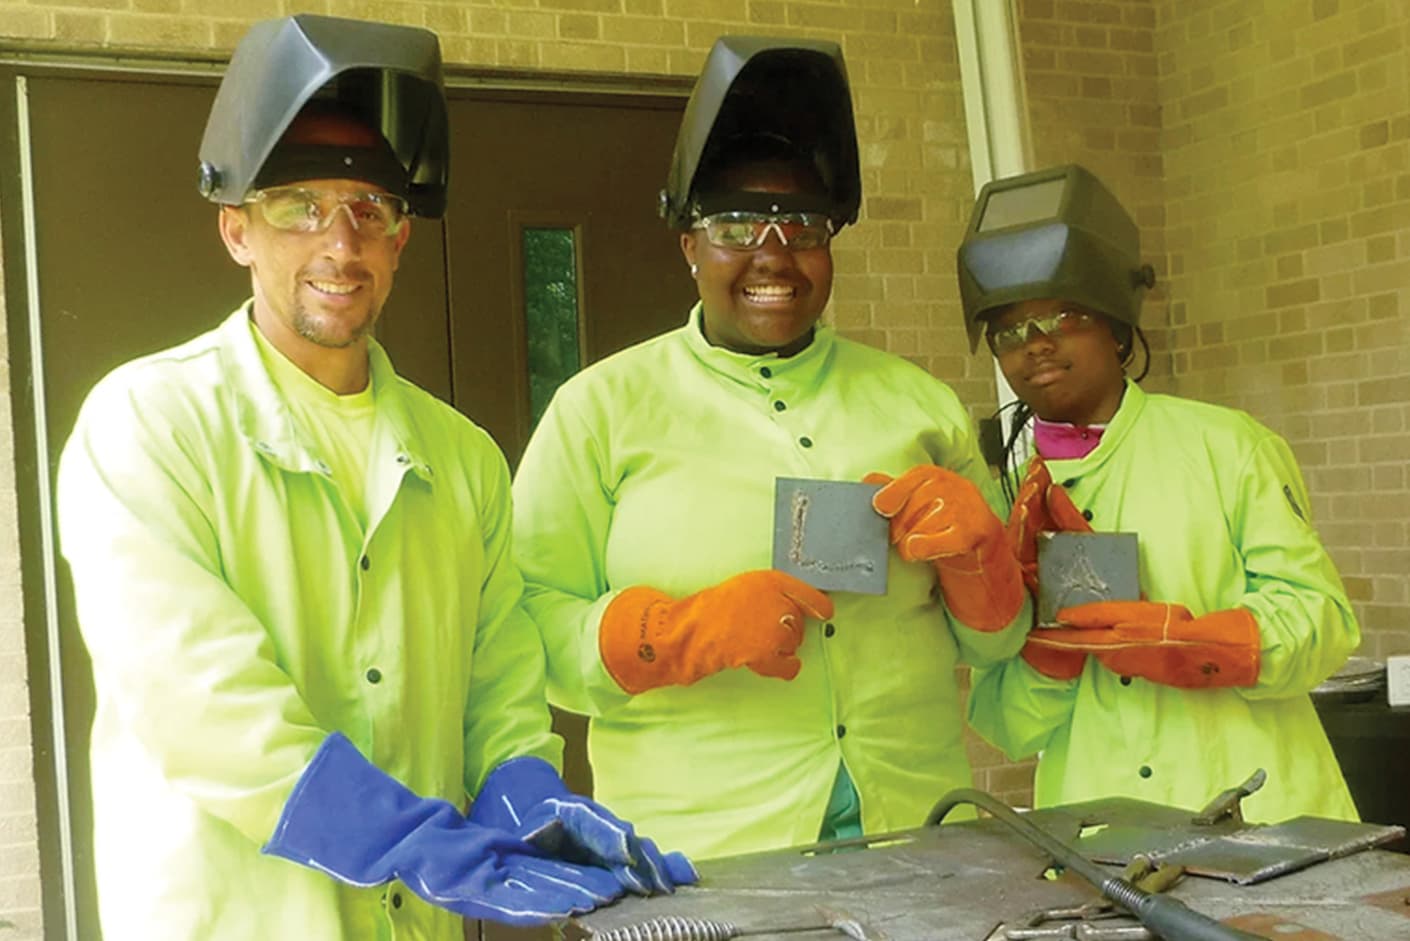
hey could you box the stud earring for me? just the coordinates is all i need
[690,263,699,278]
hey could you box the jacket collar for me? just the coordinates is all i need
[680,301,835,390]
[214,303,434,480]
[1049,379,1146,471]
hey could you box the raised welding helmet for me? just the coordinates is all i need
[658,36,861,230]
[197,14,449,218]
[957,164,1155,352]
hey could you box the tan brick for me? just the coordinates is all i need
[666,0,744,21]
[52,11,102,44]
[624,46,671,73]
[540,0,622,13]
[601,14,684,44]
[106,12,211,48]
[557,12,599,39]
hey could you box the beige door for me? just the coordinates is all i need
[3,66,686,941]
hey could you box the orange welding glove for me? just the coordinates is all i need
[1019,638,1090,681]
[1025,601,1262,689]
[598,570,834,694]
[1005,455,1092,595]
[1007,456,1094,680]
[865,465,1024,632]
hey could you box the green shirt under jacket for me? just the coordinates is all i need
[57,307,559,941]
[512,305,1030,860]
[968,382,1359,823]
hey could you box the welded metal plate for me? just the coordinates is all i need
[1067,796,1406,884]
[1037,531,1140,624]
[772,478,889,594]
[566,800,1410,941]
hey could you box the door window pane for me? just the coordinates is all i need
[522,227,582,426]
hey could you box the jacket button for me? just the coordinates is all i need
[1063,478,1077,488]
[760,366,772,378]
[391,892,403,908]
[366,668,382,684]
[773,400,787,412]
[360,555,371,571]
[836,724,847,739]
[1139,765,1152,779]
[1082,509,1094,521]
[824,623,836,638]
[799,436,813,448]
[1120,676,1132,686]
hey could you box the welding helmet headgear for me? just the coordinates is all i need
[197,14,449,218]
[957,164,1155,353]
[659,36,861,231]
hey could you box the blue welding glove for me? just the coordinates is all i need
[263,733,622,926]
[469,755,699,895]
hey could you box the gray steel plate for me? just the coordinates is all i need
[772,478,889,595]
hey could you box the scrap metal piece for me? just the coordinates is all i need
[1071,793,1407,885]
[772,478,888,594]
[1193,769,1267,826]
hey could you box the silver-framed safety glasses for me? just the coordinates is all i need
[692,211,835,251]
[986,309,1097,356]
[244,186,410,238]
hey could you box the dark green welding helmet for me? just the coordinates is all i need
[957,164,1155,352]
[658,36,861,230]
[197,14,449,218]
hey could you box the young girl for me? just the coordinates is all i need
[960,164,1360,823]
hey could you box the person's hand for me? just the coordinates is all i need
[469,756,697,895]
[865,465,1023,631]
[263,733,626,926]
[1024,601,1261,689]
[599,569,834,693]
[1005,456,1091,595]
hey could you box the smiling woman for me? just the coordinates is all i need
[511,35,1031,864]
[680,147,835,357]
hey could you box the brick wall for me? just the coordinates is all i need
[1154,0,1410,658]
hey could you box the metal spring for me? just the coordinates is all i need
[589,915,740,941]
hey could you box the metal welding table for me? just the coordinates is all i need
[564,796,1410,941]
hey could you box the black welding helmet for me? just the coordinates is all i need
[197,14,449,218]
[957,164,1155,352]
[658,36,861,231]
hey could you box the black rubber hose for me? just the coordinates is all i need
[926,788,1266,941]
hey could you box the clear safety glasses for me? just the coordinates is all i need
[692,211,835,251]
[986,309,1097,355]
[245,186,409,238]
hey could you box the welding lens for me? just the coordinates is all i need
[986,309,1097,355]
[693,211,834,251]
[246,186,409,237]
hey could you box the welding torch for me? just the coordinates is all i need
[926,789,1266,941]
